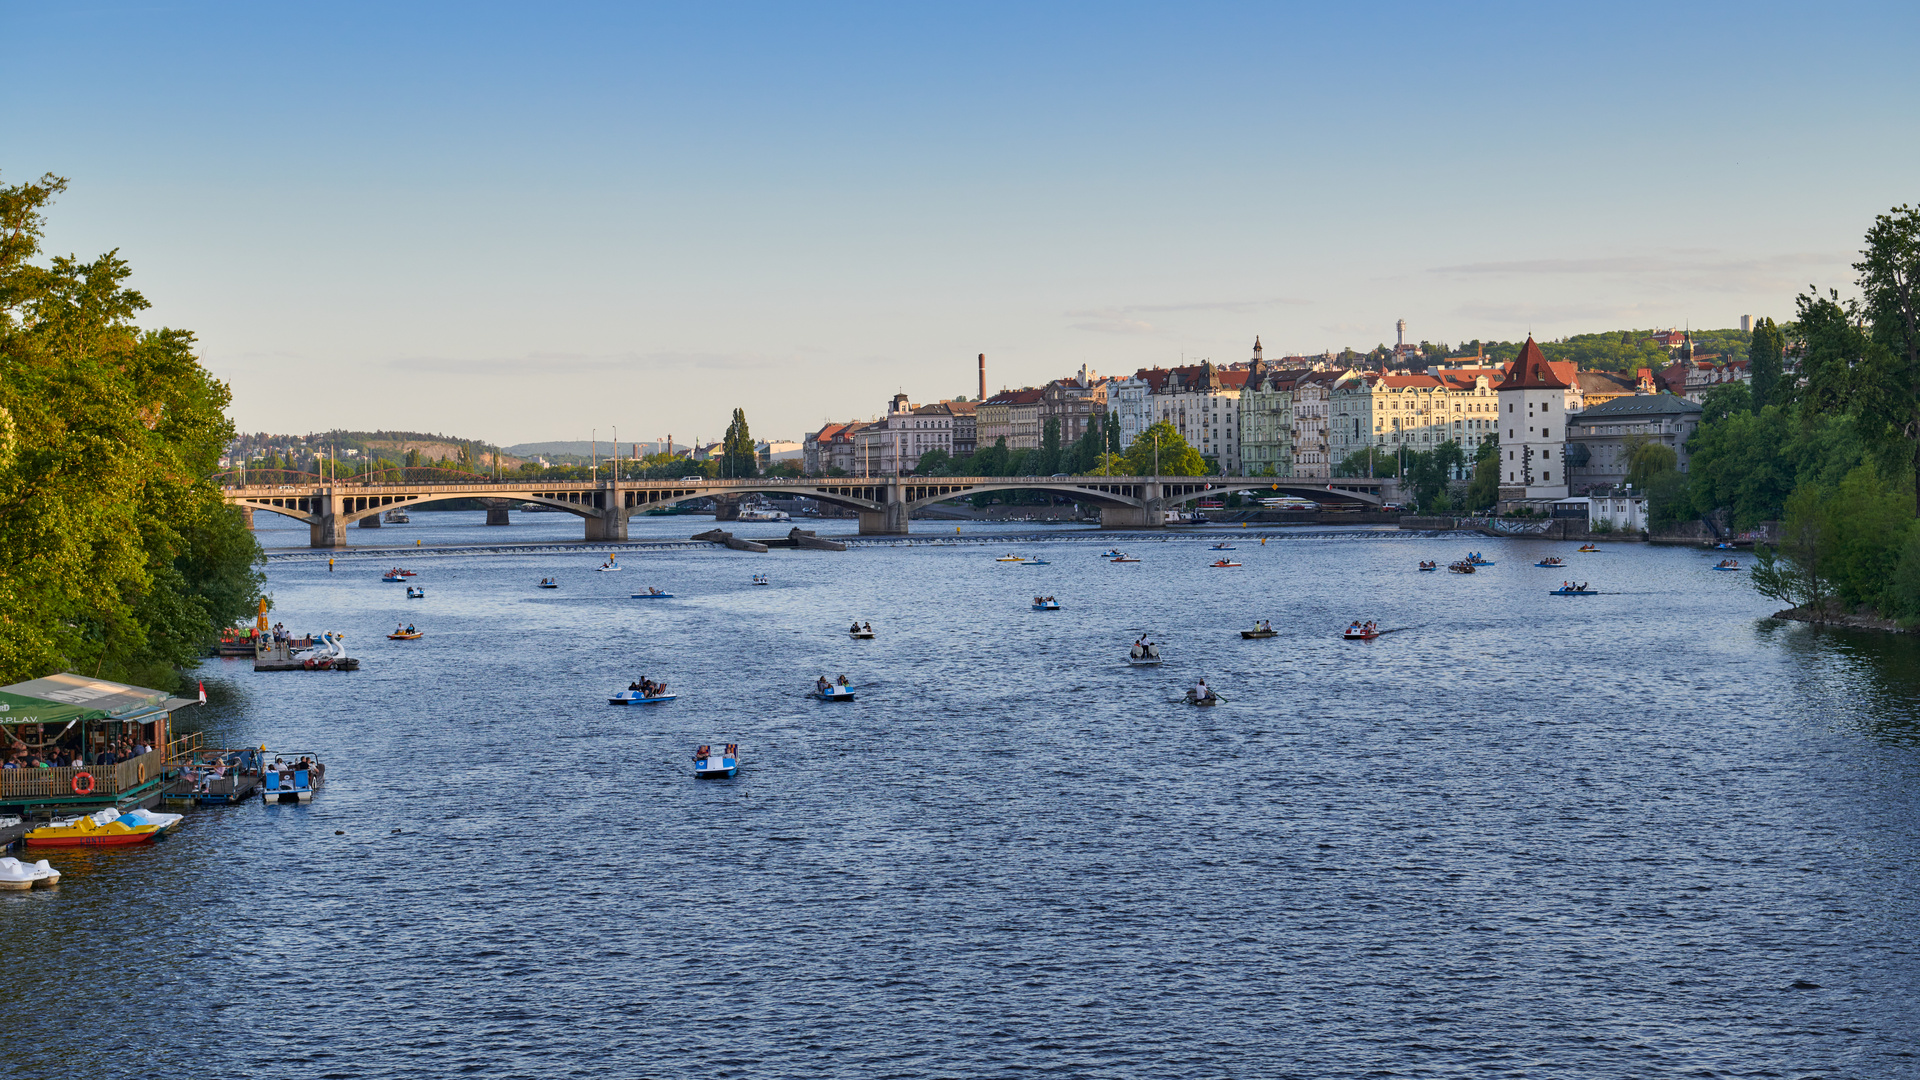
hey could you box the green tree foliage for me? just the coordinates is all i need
[1035,417,1063,475]
[720,408,756,478]
[1402,441,1466,512]
[1625,442,1678,490]
[912,447,950,474]
[1121,422,1206,477]
[1750,317,1785,409]
[1335,447,1396,478]
[1698,382,1753,425]
[1853,204,1920,514]
[0,173,265,687]
[1752,464,1920,618]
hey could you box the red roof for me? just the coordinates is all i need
[986,387,1045,406]
[1497,338,1571,390]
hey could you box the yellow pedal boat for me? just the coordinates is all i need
[26,808,180,847]
[388,630,423,640]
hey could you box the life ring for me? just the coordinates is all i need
[71,772,95,795]
[138,762,146,783]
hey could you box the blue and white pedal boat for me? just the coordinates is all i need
[692,744,738,779]
[609,689,677,705]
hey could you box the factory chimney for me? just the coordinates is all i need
[978,354,986,401]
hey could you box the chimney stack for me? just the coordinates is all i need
[978,354,986,401]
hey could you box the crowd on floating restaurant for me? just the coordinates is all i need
[2,731,152,770]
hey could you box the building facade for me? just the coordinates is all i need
[1153,362,1247,471]
[1239,368,1302,476]
[1563,394,1704,494]
[947,400,978,458]
[1289,370,1344,478]
[1041,367,1108,446]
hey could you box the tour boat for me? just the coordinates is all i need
[595,559,622,572]
[0,857,60,889]
[1100,549,1124,558]
[1184,688,1220,707]
[262,755,326,803]
[26,807,181,847]
[995,554,1025,562]
[693,744,739,779]
[1128,642,1162,666]
[1111,556,1141,563]
[1448,561,1476,574]
[1240,624,1277,639]
[1209,559,1242,568]
[609,688,676,705]
[737,508,791,522]
[632,589,674,599]
[1343,625,1381,640]
[1032,598,1061,611]
[811,684,857,702]
[406,586,425,598]
[538,578,558,589]
[1713,560,1742,571]
[1210,542,1236,550]
[1577,544,1599,553]
[387,628,423,640]
[1550,586,1598,596]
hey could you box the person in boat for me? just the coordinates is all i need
[836,674,849,687]
[628,681,642,692]
[1192,679,1214,703]
[816,675,831,693]
[862,621,873,632]
[850,619,862,633]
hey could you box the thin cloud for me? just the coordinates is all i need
[1067,295,1312,336]
[391,350,778,375]
[1431,251,1850,294]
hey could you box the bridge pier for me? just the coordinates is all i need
[484,499,511,526]
[310,516,346,548]
[358,514,382,528]
[584,511,628,542]
[1099,505,1164,529]
[857,483,909,535]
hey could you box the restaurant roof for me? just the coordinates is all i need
[0,673,195,726]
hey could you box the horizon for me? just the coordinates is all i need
[7,2,1914,444]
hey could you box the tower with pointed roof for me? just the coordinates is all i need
[1494,337,1576,503]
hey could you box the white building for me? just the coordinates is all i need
[1587,492,1647,532]
[1495,338,1578,503]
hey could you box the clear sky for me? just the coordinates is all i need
[6,1,1916,445]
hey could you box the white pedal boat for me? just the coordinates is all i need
[692,744,738,779]
[1128,644,1162,666]
[810,684,857,701]
[0,857,61,889]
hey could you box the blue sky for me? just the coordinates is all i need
[6,2,1916,444]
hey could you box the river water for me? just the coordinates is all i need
[7,513,1918,1078]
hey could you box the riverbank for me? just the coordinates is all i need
[1771,601,1919,634]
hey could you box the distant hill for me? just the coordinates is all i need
[505,440,668,460]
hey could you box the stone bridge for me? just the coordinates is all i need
[223,476,1390,547]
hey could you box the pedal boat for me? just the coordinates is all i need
[1209,559,1242,568]
[26,807,181,847]
[693,744,739,779]
[1100,549,1124,558]
[537,579,559,588]
[263,759,325,803]
[0,857,61,889]
[1210,543,1236,550]
[1111,556,1141,563]
[1127,645,1162,666]
[405,587,425,598]
[595,562,623,572]
[1343,627,1381,640]
[1577,545,1599,553]
[1032,600,1061,611]
[810,684,857,701]
[609,689,677,705]
[388,629,423,640]
[752,575,771,585]
[994,554,1025,562]
[381,573,406,583]
[1534,559,1565,568]
[1417,563,1439,571]
[631,590,675,599]
[1550,587,1599,595]
[1240,627,1277,639]
[849,627,875,639]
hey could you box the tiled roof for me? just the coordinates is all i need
[1568,394,1703,421]
[1498,339,1572,390]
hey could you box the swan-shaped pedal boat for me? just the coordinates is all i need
[693,744,738,779]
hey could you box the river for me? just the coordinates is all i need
[7,512,1918,1077]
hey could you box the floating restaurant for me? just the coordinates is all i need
[0,673,203,821]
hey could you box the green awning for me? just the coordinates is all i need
[0,673,177,726]
[0,690,104,726]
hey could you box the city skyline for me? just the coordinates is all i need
[6,1,1915,443]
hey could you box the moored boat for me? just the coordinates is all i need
[26,807,182,847]
[0,857,61,889]
[693,744,739,779]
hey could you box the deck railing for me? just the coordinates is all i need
[0,750,165,801]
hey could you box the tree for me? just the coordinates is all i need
[1854,204,1920,514]
[1625,443,1678,491]
[1750,317,1785,409]
[721,408,756,478]
[1036,417,1063,475]
[0,172,264,687]
[1335,446,1395,478]
[1121,422,1206,477]
[1699,382,1753,425]
[913,447,951,474]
